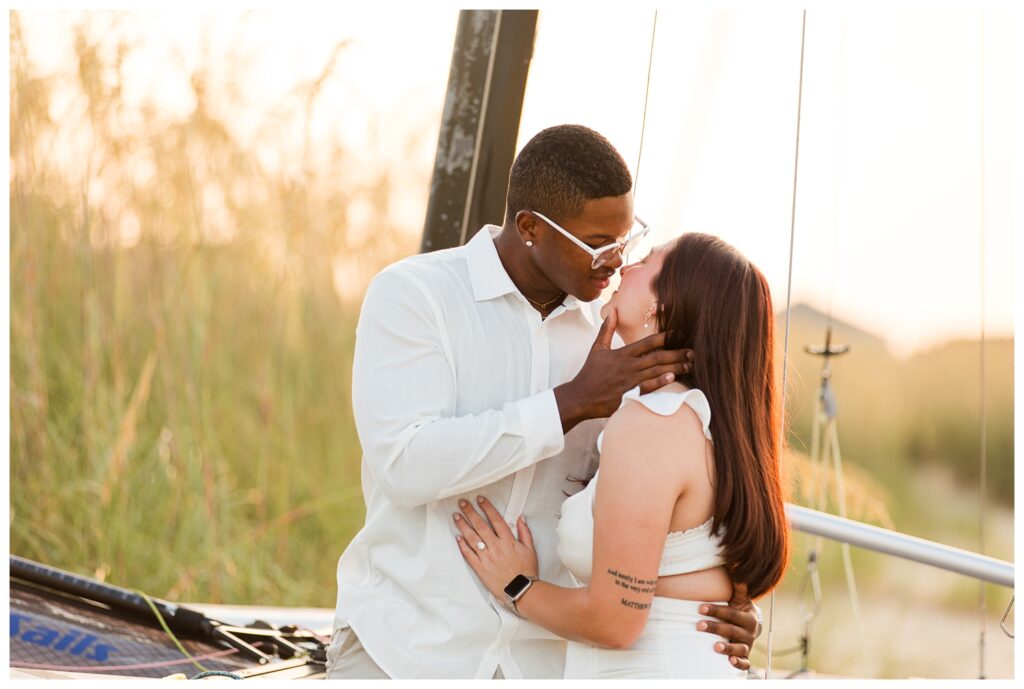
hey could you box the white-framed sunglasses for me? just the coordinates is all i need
[528,210,651,269]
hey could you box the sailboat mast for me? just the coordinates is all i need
[421,10,537,253]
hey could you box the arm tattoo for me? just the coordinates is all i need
[607,568,657,594]
[620,598,651,610]
[607,569,656,609]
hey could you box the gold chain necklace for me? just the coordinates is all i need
[525,291,565,312]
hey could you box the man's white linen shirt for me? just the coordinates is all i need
[335,225,605,679]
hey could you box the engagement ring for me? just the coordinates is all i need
[476,541,486,551]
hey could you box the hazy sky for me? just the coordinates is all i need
[521,8,1015,357]
[18,6,1016,357]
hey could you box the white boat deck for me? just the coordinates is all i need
[181,602,336,637]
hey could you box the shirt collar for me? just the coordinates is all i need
[466,225,519,302]
[464,225,599,327]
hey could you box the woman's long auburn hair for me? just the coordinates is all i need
[653,233,789,599]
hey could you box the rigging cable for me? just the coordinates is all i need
[824,18,863,646]
[623,9,657,269]
[634,9,658,201]
[766,8,807,679]
[794,22,849,674]
[976,10,988,679]
[135,587,209,673]
[999,596,1014,638]
[11,649,239,674]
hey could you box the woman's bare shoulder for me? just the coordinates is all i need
[601,387,709,475]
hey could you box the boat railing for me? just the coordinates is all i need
[786,503,1014,588]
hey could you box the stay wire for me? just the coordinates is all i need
[976,10,988,680]
[793,24,847,671]
[634,9,658,201]
[818,21,864,646]
[623,9,658,270]
[11,649,239,674]
[1000,596,1014,638]
[134,588,209,673]
[767,8,807,679]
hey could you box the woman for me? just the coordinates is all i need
[452,232,790,678]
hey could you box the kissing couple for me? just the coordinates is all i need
[326,124,789,679]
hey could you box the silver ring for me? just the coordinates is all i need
[476,541,486,551]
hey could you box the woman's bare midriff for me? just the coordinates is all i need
[654,565,733,602]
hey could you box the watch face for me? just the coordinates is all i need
[504,574,531,599]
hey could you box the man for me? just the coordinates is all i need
[328,125,759,679]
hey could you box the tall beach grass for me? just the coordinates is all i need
[10,13,420,606]
[9,10,1013,633]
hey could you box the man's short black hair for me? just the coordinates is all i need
[504,124,633,226]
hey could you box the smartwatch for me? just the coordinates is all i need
[503,574,538,616]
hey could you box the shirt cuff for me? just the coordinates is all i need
[518,390,565,461]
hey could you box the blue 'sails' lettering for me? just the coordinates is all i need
[11,613,116,662]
